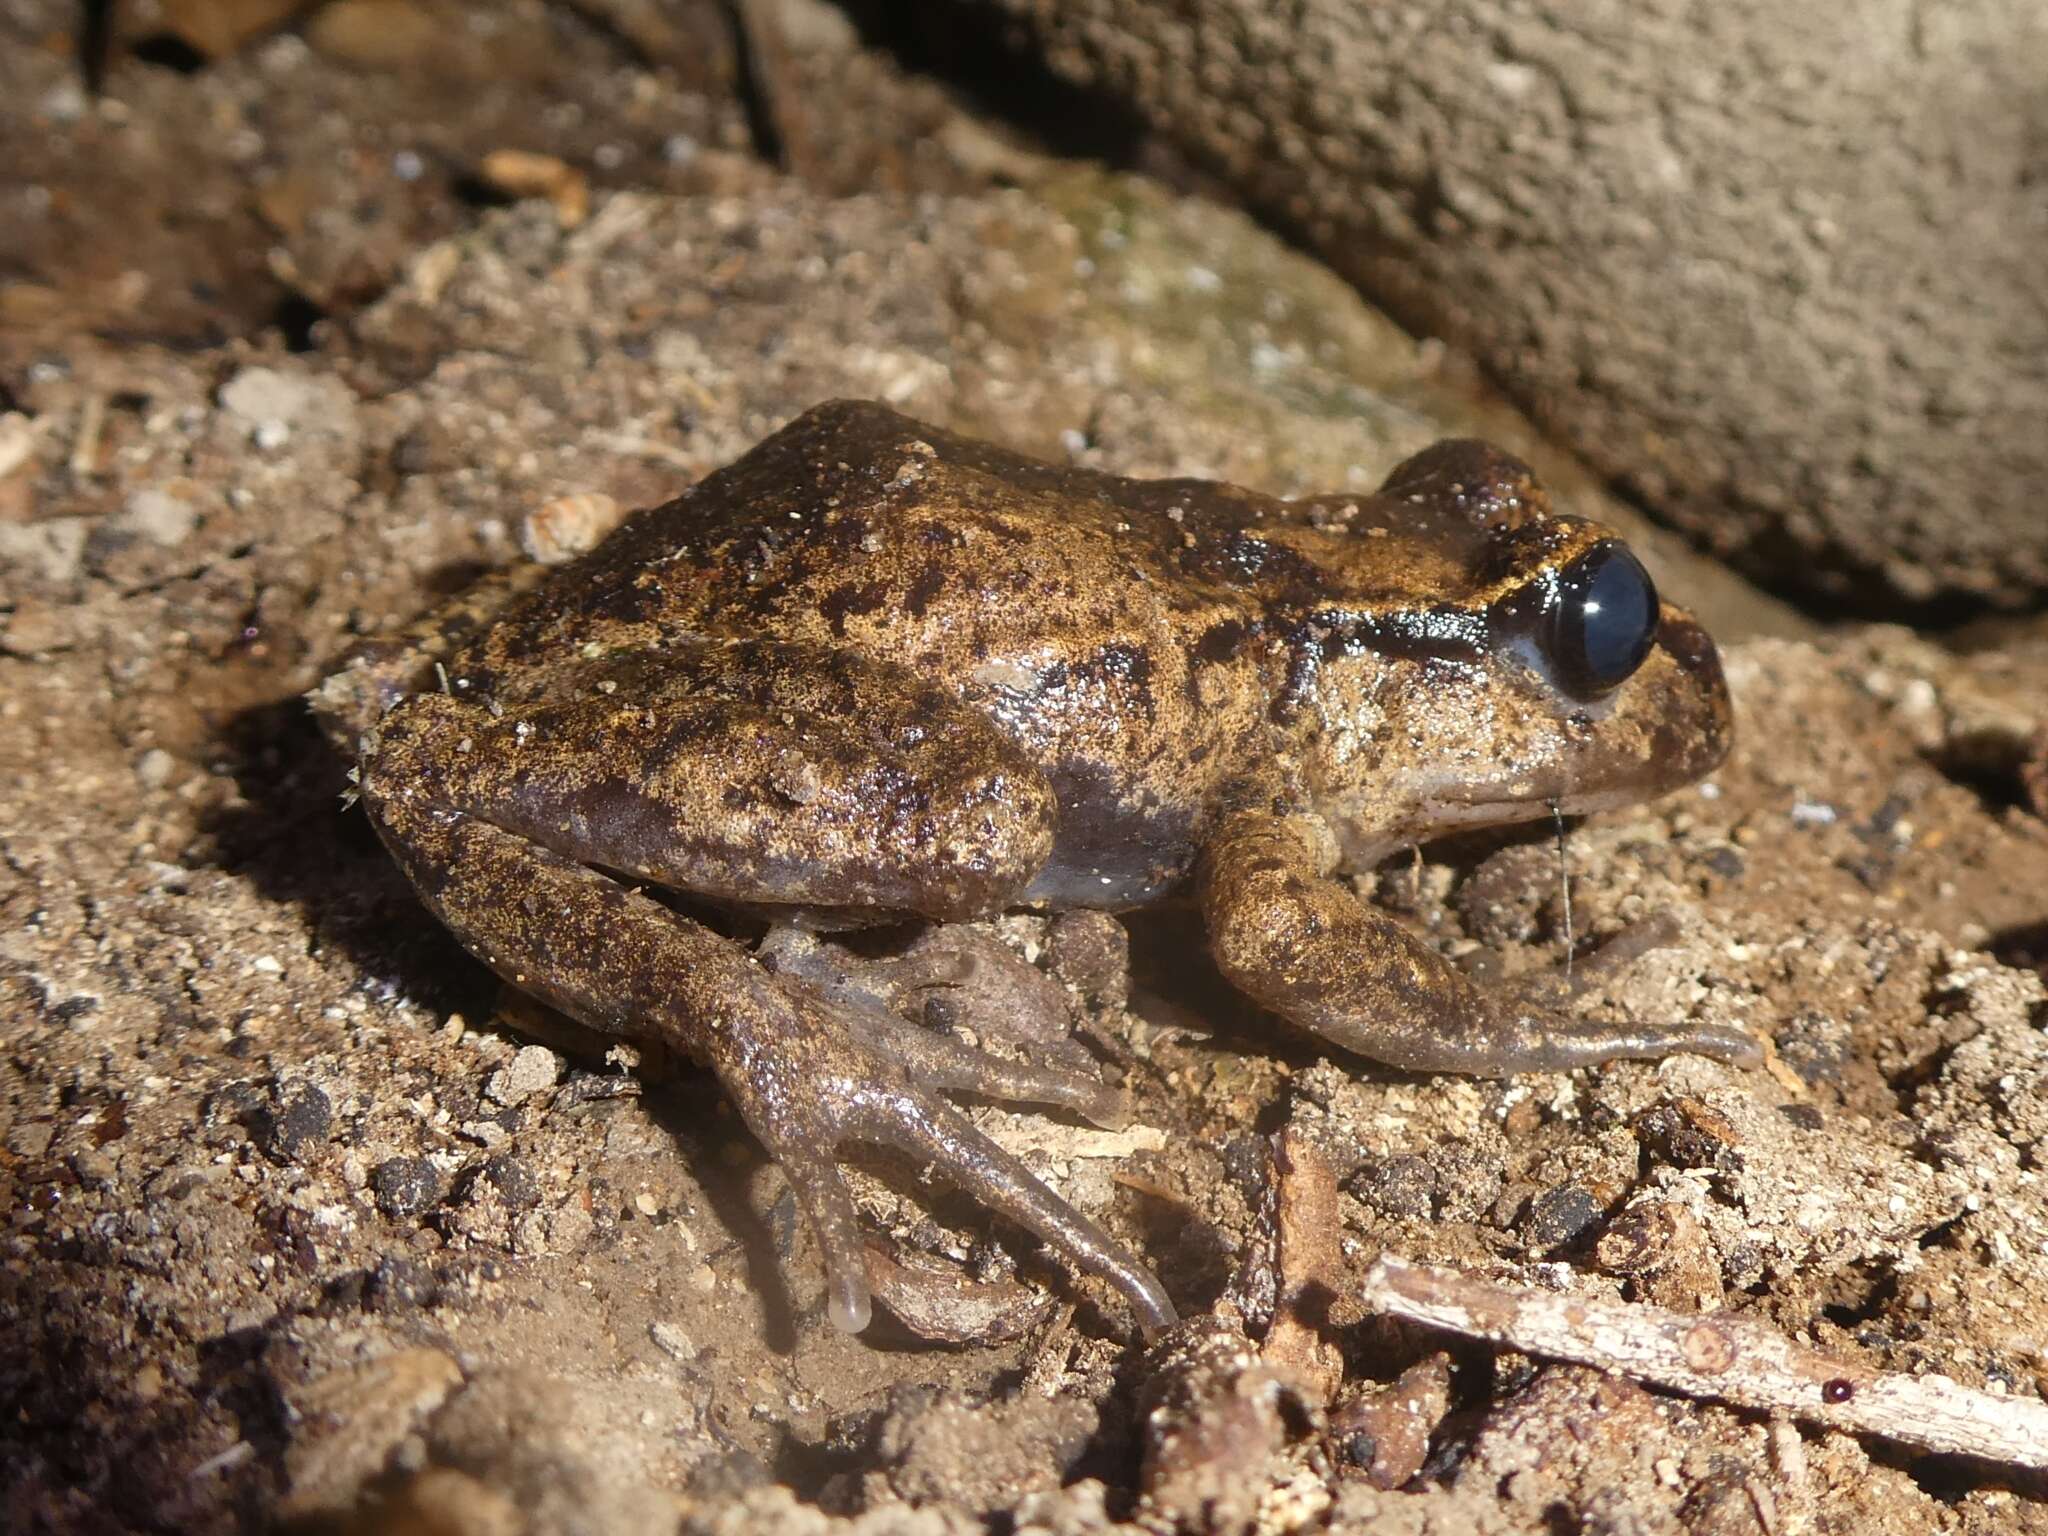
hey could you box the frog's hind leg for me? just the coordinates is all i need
[354,650,1173,1335]
[359,779,1174,1337]
[1198,810,1760,1076]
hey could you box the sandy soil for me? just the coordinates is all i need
[3,4,2046,1533]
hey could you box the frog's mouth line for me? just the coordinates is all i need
[1410,782,1665,837]
[1344,784,1657,869]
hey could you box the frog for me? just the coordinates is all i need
[312,399,1757,1341]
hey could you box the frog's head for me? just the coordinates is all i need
[1290,441,1733,866]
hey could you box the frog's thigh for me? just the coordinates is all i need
[1197,811,1758,1075]
[366,641,1058,922]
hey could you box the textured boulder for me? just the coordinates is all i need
[982,0,2048,608]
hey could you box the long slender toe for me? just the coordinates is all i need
[1512,1014,1762,1072]
[780,1150,873,1333]
[1660,1019,1763,1067]
[852,1089,1177,1335]
[849,1006,1129,1129]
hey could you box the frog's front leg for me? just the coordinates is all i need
[1198,811,1760,1075]
[355,641,1175,1336]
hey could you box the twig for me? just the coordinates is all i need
[69,393,105,479]
[1261,1127,1346,1403]
[1359,1255,2048,1471]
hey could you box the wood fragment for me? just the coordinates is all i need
[1359,1255,2048,1471]
[69,394,105,479]
[1260,1128,1346,1404]
[478,150,590,229]
[860,1243,1057,1345]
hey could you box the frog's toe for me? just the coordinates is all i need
[851,1005,1129,1130]
[1540,912,1687,998]
[862,1242,1060,1343]
[1506,1012,1763,1072]
[776,1140,873,1334]
[1657,1018,1763,1067]
[845,1084,1176,1337]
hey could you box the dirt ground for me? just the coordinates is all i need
[4,4,2047,1534]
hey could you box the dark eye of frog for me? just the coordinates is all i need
[1546,542,1660,697]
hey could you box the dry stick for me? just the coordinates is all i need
[1359,1255,2048,1472]
[1261,1128,1346,1405]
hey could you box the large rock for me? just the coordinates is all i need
[980,0,2048,609]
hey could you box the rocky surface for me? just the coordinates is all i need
[978,0,2048,612]
[3,6,2046,1534]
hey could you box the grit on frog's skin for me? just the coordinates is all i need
[312,400,1757,1340]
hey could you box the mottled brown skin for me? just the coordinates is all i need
[315,400,1756,1340]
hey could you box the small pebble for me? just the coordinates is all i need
[2,601,74,656]
[117,489,197,548]
[260,1083,333,1162]
[68,1148,117,1188]
[0,412,34,479]
[1523,1184,1603,1249]
[364,1255,439,1312]
[371,1156,444,1218]
[219,365,351,440]
[650,1322,698,1361]
[1352,1154,1436,1220]
[0,518,89,584]
[478,148,589,228]
[486,1044,561,1108]
[1634,1097,1743,1170]
[480,1155,541,1210]
[521,492,624,565]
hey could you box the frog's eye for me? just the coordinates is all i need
[1548,543,1659,696]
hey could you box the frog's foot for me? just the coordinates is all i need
[758,925,1126,1128]
[738,942,1160,1333]
[745,1000,1174,1337]
[1480,914,1758,1068]
[1199,811,1761,1076]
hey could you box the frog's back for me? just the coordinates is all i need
[457,402,1409,905]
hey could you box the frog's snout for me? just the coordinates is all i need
[1648,607,1734,779]
[1655,610,1722,687]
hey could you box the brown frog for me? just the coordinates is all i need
[313,400,1756,1340]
